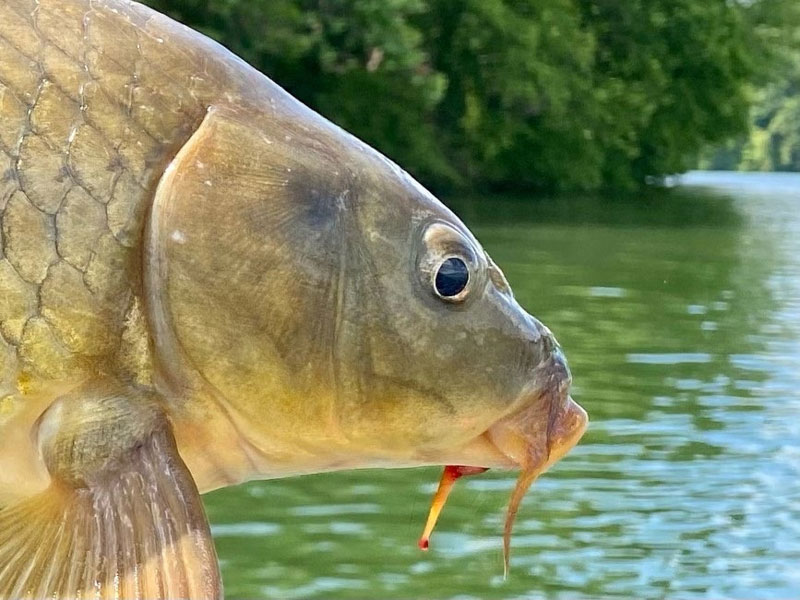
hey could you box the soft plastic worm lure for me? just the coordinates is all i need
[419,463,542,576]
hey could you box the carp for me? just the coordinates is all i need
[0,0,587,597]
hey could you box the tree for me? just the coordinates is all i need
[700,0,800,173]
[143,0,794,193]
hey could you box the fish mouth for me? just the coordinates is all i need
[430,382,588,475]
[485,392,588,474]
[487,389,587,574]
[416,371,588,571]
[448,345,588,473]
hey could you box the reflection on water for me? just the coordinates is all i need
[204,171,800,599]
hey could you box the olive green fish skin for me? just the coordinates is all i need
[0,1,587,594]
[0,0,230,391]
[0,0,583,496]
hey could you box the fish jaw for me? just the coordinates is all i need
[414,392,587,556]
[489,391,588,574]
[419,344,588,474]
[486,394,588,475]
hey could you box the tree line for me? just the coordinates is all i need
[705,4,800,174]
[144,0,800,193]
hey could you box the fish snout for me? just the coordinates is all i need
[524,311,568,376]
[487,388,587,474]
[487,316,587,473]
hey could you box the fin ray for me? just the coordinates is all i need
[0,386,222,600]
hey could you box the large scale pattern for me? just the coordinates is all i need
[0,0,212,396]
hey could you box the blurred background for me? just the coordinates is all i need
[145,0,800,195]
[142,1,800,598]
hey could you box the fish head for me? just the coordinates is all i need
[148,104,587,478]
[340,166,588,474]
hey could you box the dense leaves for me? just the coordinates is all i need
[705,2,800,173]
[144,0,797,192]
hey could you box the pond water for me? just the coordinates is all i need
[204,171,800,599]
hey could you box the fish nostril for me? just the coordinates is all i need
[522,313,567,372]
[523,315,553,357]
[542,333,555,355]
[532,329,570,377]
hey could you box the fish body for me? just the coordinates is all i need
[0,0,247,500]
[0,0,391,497]
[0,1,588,598]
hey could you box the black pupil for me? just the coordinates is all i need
[435,257,469,297]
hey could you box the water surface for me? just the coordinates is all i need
[205,171,800,599]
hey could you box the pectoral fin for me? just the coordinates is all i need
[0,382,221,599]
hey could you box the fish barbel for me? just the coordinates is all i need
[0,0,587,596]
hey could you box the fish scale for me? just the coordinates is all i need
[0,0,212,392]
[0,1,586,596]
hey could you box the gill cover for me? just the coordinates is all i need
[145,104,511,466]
[146,104,421,469]
[147,105,356,412]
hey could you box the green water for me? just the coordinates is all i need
[204,172,800,599]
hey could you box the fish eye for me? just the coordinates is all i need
[418,221,482,304]
[434,257,470,300]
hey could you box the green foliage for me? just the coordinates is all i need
[702,1,800,173]
[741,82,800,172]
[144,0,793,192]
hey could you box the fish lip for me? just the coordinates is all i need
[472,347,582,471]
[541,396,588,467]
[481,394,588,471]
[434,392,587,474]
[421,358,587,472]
